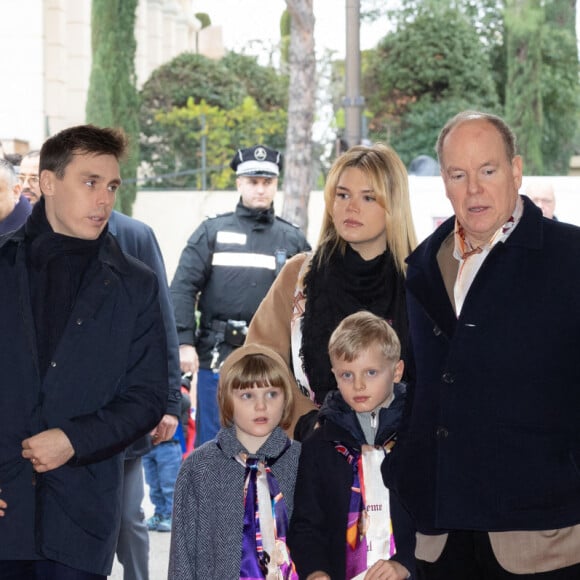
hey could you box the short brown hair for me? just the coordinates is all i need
[218,345,296,430]
[40,124,128,178]
[329,311,401,363]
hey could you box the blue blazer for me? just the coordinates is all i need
[0,224,168,575]
[108,211,182,429]
[387,196,580,534]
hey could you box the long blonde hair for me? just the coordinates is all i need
[316,143,417,273]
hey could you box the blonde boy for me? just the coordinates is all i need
[289,311,415,580]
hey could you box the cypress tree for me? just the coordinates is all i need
[541,0,579,174]
[86,0,139,214]
[505,0,544,174]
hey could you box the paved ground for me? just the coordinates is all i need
[110,487,171,579]
[110,529,171,580]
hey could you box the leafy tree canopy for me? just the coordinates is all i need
[539,14,579,173]
[195,12,211,28]
[363,5,499,165]
[221,52,288,111]
[140,52,288,188]
[140,53,244,117]
[144,97,286,190]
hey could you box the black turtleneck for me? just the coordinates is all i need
[25,198,108,378]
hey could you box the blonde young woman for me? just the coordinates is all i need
[246,143,417,439]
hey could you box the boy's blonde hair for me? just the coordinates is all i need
[328,311,401,363]
[218,344,296,430]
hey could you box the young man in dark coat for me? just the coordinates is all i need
[0,125,168,579]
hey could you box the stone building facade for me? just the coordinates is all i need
[1,0,224,149]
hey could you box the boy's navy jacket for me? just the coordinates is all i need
[0,223,168,575]
[288,384,416,580]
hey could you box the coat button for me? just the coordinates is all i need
[76,318,83,325]
[104,279,111,286]
[50,361,57,368]
[433,326,442,336]
[442,372,454,384]
[436,426,449,438]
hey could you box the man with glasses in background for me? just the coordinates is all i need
[19,150,41,205]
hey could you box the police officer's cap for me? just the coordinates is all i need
[230,145,283,177]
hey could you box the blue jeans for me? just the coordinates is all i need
[142,442,182,519]
[195,368,220,447]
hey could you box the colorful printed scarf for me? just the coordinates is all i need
[453,196,523,315]
[239,446,298,580]
[335,443,368,579]
[335,441,398,579]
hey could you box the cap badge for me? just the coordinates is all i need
[254,147,267,161]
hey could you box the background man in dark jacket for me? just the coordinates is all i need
[0,157,31,235]
[171,144,310,446]
[388,110,580,578]
[0,125,168,579]
[109,210,181,580]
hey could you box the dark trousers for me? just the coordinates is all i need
[0,560,105,580]
[116,457,149,580]
[417,531,580,580]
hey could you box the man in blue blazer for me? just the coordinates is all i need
[109,210,182,580]
[386,111,580,578]
[0,125,168,579]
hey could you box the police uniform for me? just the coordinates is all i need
[170,145,311,445]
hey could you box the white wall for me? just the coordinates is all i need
[0,0,45,147]
[132,176,580,282]
[0,0,202,149]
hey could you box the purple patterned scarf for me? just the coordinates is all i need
[239,444,298,579]
[335,442,368,578]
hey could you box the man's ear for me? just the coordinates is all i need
[39,170,55,197]
[12,182,22,202]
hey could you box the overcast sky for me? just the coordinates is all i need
[193,0,391,57]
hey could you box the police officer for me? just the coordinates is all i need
[170,144,311,446]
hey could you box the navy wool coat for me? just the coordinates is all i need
[387,196,580,534]
[0,225,168,575]
[108,210,182,458]
[289,388,415,580]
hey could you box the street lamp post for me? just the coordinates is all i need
[343,0,364,148]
